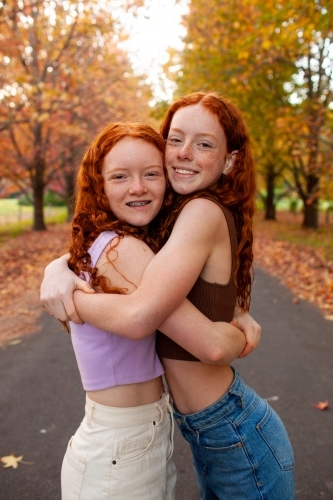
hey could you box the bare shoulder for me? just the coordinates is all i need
[174,198,229,238]
[97,235,155,292]
[113,234,154,255]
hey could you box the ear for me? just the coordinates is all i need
[223,150,239,175]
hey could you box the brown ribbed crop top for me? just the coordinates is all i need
[155,198,238,362]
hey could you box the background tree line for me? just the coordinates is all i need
[164,0,333,229]
[0,0,150,230]
[1,0,332,231]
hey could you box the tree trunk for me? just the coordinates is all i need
[264,168,276,220]
[32,158,46,231]
[65,169,76,221]
[302,174,319,229]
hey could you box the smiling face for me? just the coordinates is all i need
[102,137,166,231]
[165,104,229,194]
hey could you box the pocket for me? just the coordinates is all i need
[116,421,156,465]
[61,437,86,500]
[192,418,242,453]
[119,435,151,460]
[256,403,294,470]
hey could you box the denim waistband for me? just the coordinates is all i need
[173,368,257,429]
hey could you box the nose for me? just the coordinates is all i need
[177,142,193,161]
[128,178,148,196]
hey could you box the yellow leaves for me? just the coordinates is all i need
[262,40,271,50]
[238,51,250,61]
[37,112,49,123]
[1,454,23,469]
[1,453,34,468]
[6,339,22,346]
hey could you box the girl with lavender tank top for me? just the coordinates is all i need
[59,121,248,500]
[60,123,177,500]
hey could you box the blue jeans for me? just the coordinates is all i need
[173,369,295,500]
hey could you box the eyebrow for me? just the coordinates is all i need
[168,127,218,139]
[105,164,164,173]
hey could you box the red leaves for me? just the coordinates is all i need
[312,401,329,411]
[254,214,333,320]
[0,224,71,346]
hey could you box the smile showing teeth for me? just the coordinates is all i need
[127,201,150,207]
[174,168,196,175]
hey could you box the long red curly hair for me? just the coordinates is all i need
[68,122,173,294]
[159,91,256,311]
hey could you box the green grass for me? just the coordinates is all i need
[0,199,67,239]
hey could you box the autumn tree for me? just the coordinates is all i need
[166,0,333,228]
[0,0,151,230]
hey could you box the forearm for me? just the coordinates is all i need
[74,290,246,364]
[74,290,158,339]
[74,201,222,337]
[158,299,246,364]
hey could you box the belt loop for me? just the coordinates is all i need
[86,399,94,426]
[155,395,165,426]
[165,393,175,460]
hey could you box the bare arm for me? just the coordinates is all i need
[75,199,228,337]
[92,233,246,365]
[157,299,246,365]
[40,255,260,358]
[40,199,260,359]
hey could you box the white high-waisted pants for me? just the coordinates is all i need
[61,392,176,500]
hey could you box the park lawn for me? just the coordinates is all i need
[0,199,67,239]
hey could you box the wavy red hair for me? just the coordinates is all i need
[159,92,256,311]
[68,122,173,293]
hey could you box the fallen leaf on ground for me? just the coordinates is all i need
[1,453,23,469]
[6,339,22,346]
[312,401,329,411]
[0,224,71,346]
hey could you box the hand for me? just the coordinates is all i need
[40,254,95,323]
[231,310,261,358]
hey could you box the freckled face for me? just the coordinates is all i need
[165,104,228,194]
[102,137,166,231]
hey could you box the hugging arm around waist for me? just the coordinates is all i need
[74,199,229,339]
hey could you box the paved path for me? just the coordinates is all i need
[0,267,332,500]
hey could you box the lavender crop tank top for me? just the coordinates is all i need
[69,231,164,391]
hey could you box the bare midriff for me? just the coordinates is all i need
[162,359,234,415]
[87,376,164,407]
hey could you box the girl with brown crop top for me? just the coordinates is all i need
[41,92,295,499]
